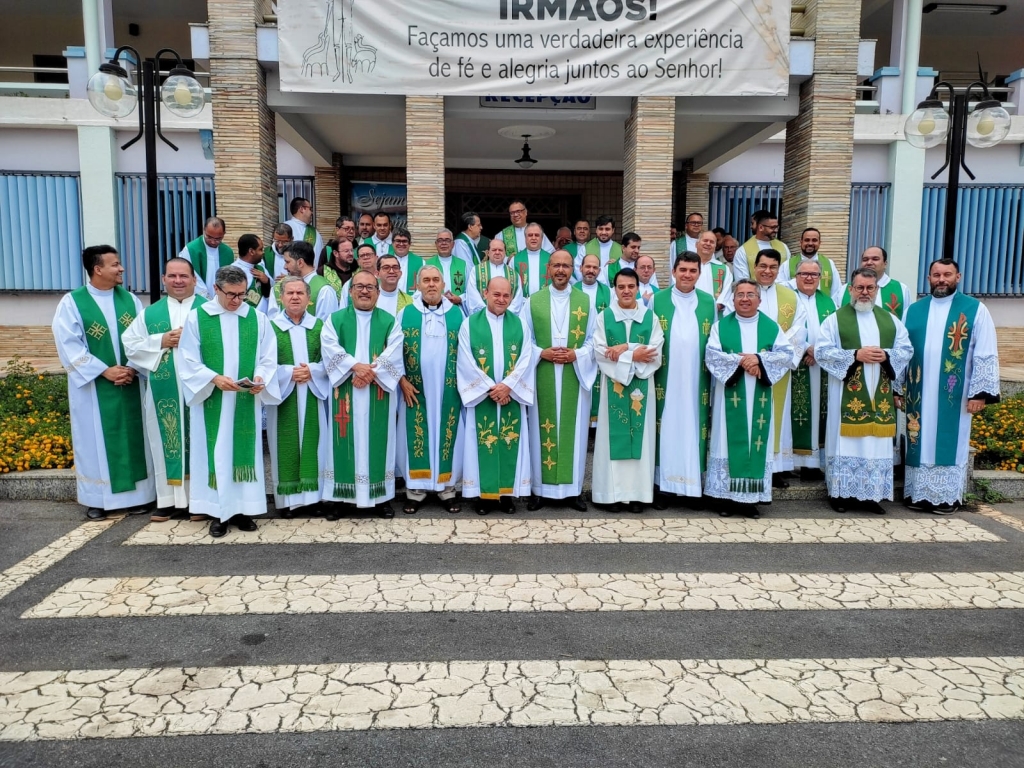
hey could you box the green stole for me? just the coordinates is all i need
[468,311,525,498]
[69,286,149,494]
[263,246,277,279]
[530,288,590,486]
[904,292,980,468]
[512,249,551,298]
[575,282,611,425]
[186,238,234,284]
[457,233,487,264]
[476,261,517,297]
[602,307,654,461]
[401,252,424,292]
[362,237,395,256]
[718,313,779,493]
[740,237,787,277]
[243,264,267,308]
[196,307,259,488]
[272,318,323,495]
[144,295,207,484]
[401,305,463,483]
[842,279,906,320]
[424,255,468,296]
[791,291,836,454]
[652,289,715,471]
[673,235,695,255]
[787,254,836,296]
[500,226,519,260]
[769,284,798,453]
[585,239,622,266]
[324,266,346,299]
[606,259,627,286]
[302,223,317,245]
[706,261,728,300]
[330,307,395,500]
[834,305,897,438]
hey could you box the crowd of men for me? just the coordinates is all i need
[52,197,1001,537]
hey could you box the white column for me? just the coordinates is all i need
[78,126,120,246]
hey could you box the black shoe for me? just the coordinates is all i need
[569,494,587,512]
[748,506,761,520]
[279,508,294,519]
[209,520,228,538]
[799,467,824,482]
[628,501,643,514]
[325,504,342,521]
[500,497,516,515]
[718,506,732,517]
[127,504,150,516]
[652,494,669,511]
[526,495,543,512]
[378,502,395,520]
[681,496,704,511]
[234,516,258,532]
[864,501,886,516]
[85,507,106,520]
[771,474,790,489]
[475,501,489,516]
[932,503,957,516]
[828,497,848,514]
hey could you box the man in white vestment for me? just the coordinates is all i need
[510,222,553,299]
[635,255,660,308]
[265,277,330,518]
[262,223,293,284]
[178,266,281,537]
[466,238,523,316]
[903,258,1000,513]
[391,228,424,293]
[376,254,414,318]
[397,266,466,514]
[600,233,651,288]
[321,270,405,518]
[231,233,272,313]
[423,230,468,314]
[368,212,394,256]
[453,212,487,266]
[493,199,554,255]
[841,246,912,321]
[705,279,795,518]
[816,268,913,515]
[789,260,837,480]
[179,217,233,300]
[338,243,380,310]
[732,211,791,282]
[779,228,844,305]
[273,241,338,321]
[572,214,620,280]
[652,252,717,510]
[357,213,374,242]
[668,211,705,261]
[694,230,733,313]
[53,245,155,519]
[523,250,597,511]
[592,267,664,513]
[284,196,324,258]
[124,257,204,521]
[457,276,536,515]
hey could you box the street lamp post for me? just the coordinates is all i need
[903,81,1011,263]
[86,46,205,303]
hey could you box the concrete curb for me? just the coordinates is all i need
[971,470,1024,500]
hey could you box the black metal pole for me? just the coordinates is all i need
[942,93,967,263]
[142,58,161,304]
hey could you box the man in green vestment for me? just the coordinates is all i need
[454,212,488,266]
[391,228,424,293]
[263,223,293,284]
[574,253,611,428]
[574,215,622,280]
[231,234,272,312]
[179,217,233,300]
[285,197,324,258]
[423,229,468,314]
[840,246,912,322]
[493,199,554,256]
[53,245,155,519]
[366,211,394,256]
[733,211,791,283]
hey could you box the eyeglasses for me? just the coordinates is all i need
[392,240,410,246]
[435,237,453,243]
[734,292,758,300]
[509,208,526,215]
[796,273,821,278]
[219,290,246,300]
[379,264,401,271]
[686,219,703,226]
[205,236,224,243]
[351,285,378,293]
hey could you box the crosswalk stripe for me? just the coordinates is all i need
[123,517,1002,546]
[0,517,121,601]
[23,571,1024,619]
[2,656,1022,740]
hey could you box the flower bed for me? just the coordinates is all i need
[970,394,1024,473]
[0,359,73,473]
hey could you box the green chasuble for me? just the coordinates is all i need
[791,291,836,455]
[652,289,716,471]
[196,307,259,488]
[787,254,838,296]
[841,278,906,320]
[602,307,654,461]
[530,288,590,486]
[144,295,207,484]
[263,246,278,279]
[585,239,623,266]
[272,319,323,495]
[469,311,525,499]
[400,252,424,293]
[834,305,898,438]
[456,233,488,265]
[424,255,469,296]
[512,249,551,298]
[69,286,149,494]
[185,237,234,283]
[575,282,612,425]
[243,265,268,308]
[904,292,980,468]
[400,304,463,483]
[739,237,788,278]
[330,307,396,500]
[718,312,779,494]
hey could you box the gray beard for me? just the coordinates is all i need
[853,299,875,313]
[931,286,954,298]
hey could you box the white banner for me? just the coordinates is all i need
[279,0,791,97]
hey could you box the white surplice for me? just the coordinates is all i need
[285,217,325,258]
[320,308,405,507]
[791,290,833,470]
[52,284,156,511]
[457,309,537,499]
[123,294,202,509]
[266,312,330,511]
[465,263,524,317]
[523,286,598,499]
[453,235,482,266]
[397,298,466,493]
[655,287,711,498]
[816,308,913,502]
[229,259,270,315]
[592,302,664,504]
[178,241,224,300]
[704,315,794,504]
[779,253,844,305]
[491,226,554,254]
[179,301,281,521]
[904,292,1001,505]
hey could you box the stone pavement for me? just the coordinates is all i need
[1,498,1023,767]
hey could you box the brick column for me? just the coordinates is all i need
[314,153,342,244]
[782,0,862,276]
[405,96,445,249]
[682,162,710,230]
[622,96,675,275]
[208,0,278,241]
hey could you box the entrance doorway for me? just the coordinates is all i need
[445,192,583,244]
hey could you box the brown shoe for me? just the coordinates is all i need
[190,514,211,523]
[150,513,171,523]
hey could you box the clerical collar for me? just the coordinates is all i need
[932,291,957,304]
[485,309,505,321]
[423,302,443,311]
[86,283,114,296]
[550,285,571,296]
[736,312,760,323]
[380,288,398,298]
[671,286,696,298]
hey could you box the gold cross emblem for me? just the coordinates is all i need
[659,316,668,332]
[543,437,556,452]
[571,326,585,343]
[758,392,769,407]
[86,322,107,340]
[754,435,764,451]
[702,319,711,336]
[729,390,741,408]
[572,306,587,322]
[541,418,555,433]
[701,390,709,406]
[543,456,556,470]
[756,413,767,429]
[118,312,133,329]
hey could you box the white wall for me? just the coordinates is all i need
[926,144,1024,185]
[276,136,315,176]
[709,144,784,184]
[0,128,81,172]
[851,144,891,183]
[114,130,213,175]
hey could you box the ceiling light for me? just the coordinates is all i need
[923,3,1006,14]
[515,135,537,169]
